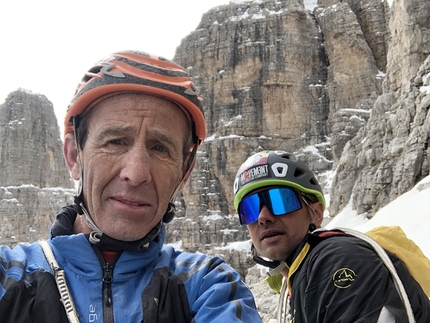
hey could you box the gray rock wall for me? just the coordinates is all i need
[0,90,74,188]
[328,0,430,216]
[169,0,394,252]
[0,185,75,246]
[0,89,75,246]
[329,56,430,216]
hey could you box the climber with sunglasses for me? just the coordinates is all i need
[233,150,430,323]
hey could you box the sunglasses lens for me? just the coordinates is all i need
[238,188,302,225]
[239,193,261,225]
[269,188,302,216]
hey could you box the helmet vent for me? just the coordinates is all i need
[82,66,103,83]
[276,166,284,174]
[293,168,305,178]
[281,153,298,162]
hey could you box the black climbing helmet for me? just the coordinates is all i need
[233,150,326,211]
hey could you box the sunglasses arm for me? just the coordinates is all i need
[300,196,317,232]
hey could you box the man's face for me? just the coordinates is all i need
[68,93,190,241]
[246,196,316,261]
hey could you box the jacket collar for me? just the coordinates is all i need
[50,204,165,252]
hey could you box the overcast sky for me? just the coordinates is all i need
[0,0,230,131]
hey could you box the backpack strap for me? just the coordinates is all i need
[39,240,80,323]
[331,228,416,323]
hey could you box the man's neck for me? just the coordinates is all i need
[73,214,93,234]
[281,266,289,278]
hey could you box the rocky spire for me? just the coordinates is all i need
[0,89,74,188]
[0,89,75,246]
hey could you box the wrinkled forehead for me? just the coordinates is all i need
[83,91,193,124]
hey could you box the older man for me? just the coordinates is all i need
[0,51,262,323]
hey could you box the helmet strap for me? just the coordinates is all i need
[300,196,318,233]
[251,243,281,269]
[163,202,176,223]
[71,115,104,234]
[88,221,163,252]
[269,262,288,276]
[71,115,84,198]
[162,142,199,223]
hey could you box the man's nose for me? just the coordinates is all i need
[119,147,152,185]
[258,205,276,225]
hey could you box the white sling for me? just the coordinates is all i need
[39,240,80,323]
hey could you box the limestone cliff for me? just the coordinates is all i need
[0,90,73,188]
[0,89,75,246]
[328,0,430,216]
[169,0,387,253]
[168,0,429,225]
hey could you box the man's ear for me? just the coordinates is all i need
[177,152,196,191]
[313,202,325,227]
[63,133,80,181]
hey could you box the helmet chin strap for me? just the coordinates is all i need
[251,243,285,276]
[72,114,105,235]
[250,196,318,273]
[74,179,165,252]
[163,142,199,223]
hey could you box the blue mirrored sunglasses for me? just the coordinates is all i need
[238,187,302,225]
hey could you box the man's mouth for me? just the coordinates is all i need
[262,231,282,240]
[122,201,143,206]
[111,197,146,207]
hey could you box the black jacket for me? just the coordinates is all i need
[285,232,430,322]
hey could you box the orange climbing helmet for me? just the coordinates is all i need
[64,50,206,145]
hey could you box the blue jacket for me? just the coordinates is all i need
[0,207,262,323]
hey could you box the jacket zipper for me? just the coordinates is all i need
[103,262,114,322]
[92,246,122,323]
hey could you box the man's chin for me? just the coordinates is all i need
[262,249,290,262]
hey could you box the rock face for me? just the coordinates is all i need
[173,0,331,225]
[168,0,430,237]
[316,0,385,161]
[328,0,430,216]
[386,0,430,92]
[169,0,384,252]
[330,55,430,217]
[0,89,75,246]
[0,90,73,188]
[0,185,75,246]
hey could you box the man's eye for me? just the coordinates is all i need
[152,144,167,152]
[108,139,123,145]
